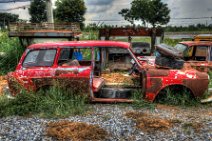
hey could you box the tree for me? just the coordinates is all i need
[54,0,86,28]
[29,0,47,23]
[0,13,19,29]
[119,0,170,53]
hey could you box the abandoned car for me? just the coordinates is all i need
[170,41,211,72]
[7,41,209,102]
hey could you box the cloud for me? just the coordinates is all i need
[1,0,212,26]
[85,0,132,25]
[0,2,30,20]
[85,0,114,5]
[163,0,212,26]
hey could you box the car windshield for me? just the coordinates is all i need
[174,43,187,52]
[23,49,57,67]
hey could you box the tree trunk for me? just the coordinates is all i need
[150,27,156,54]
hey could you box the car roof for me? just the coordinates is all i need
[27,41,131,49]
[179,41,211,46]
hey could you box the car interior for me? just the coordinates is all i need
[57,47,141,99]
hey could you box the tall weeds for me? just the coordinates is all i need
[0,85,88,118]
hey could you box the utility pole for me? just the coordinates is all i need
[46,0,54,23]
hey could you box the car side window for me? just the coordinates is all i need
[58,48,92,66]
[195,46,208,61]
[23,49,56,68]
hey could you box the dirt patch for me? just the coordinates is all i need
[125,111,172,132]
[46,120,108,141]
[0,76,7,95]
[156,104,180,111]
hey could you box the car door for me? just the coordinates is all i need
[55,47,92,94]
[16,48,58,91]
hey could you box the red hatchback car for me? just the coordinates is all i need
[7,41,209,102]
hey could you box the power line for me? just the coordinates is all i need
[0,0,30,3]
[89,17,212,22]
[171,17,212,20]
[0,4,30,11]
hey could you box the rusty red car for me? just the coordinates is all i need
[7,41,209,102]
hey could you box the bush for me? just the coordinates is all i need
[0,32,24,74]
[0,85,89,118]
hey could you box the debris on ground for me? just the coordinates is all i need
[46,120,108,141]
[101,73,134,84]
[0,76,7,95]
[125,111,172,132]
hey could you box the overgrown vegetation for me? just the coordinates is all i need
[155,86,200,106]
[132,90,156,110]
[0,32,24,74]
[0,85,89,118]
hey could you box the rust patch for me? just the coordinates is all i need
[183,79,208,97]
[147,69,169,77]
[146,78,162,94]
[125,112,172,132]
[32,78,54,89]
[33,78,90,94]
[46,121,108,141]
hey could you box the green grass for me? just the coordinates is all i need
[131,90,156,110]
[0,85,89,118]
[155,86,200,107]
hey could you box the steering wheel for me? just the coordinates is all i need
[128,63,139,75]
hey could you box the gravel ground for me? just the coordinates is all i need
[0,104,211,141]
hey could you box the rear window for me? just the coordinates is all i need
[23,49,56,67]
[195,46,208,61]
[174,44,187,52]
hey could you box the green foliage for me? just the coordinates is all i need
[0,85,88,118]
[81,31,98,40]
[0,13,19,29]
[132,90,156,110]
[156,86,199,106]
[119,0,170,27]
[0,32,24,74]
[54,0,86,28]
[29,0,47,23]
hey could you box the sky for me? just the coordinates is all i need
[0,0,212,26]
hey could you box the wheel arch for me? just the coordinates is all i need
[154,84,195,102]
